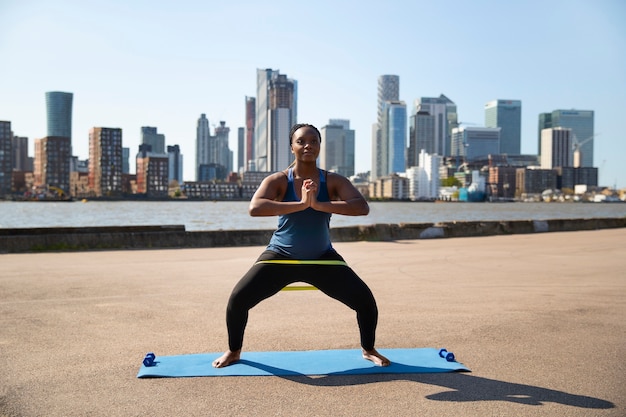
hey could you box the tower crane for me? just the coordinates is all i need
[572,133,600,168]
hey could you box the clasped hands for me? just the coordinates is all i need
[300,179,321,209]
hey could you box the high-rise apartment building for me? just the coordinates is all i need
[196,113,211,181]
[0,121,12,195]
[372,75,400,180]
[538,109,594,167]
[237,127,244,174]
[89,127,123,197]
[12,136,30,171]
[320,120,355,178]
[540,127,572,169]
[34,136,72,193]
[46,92,73,139]
[141,126,165,154]
[254,68,297,172]
[167,145,183,183]
[244,96,255,171]
[485,99,521,155]
[136,144,168,197]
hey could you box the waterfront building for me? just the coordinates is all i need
[516,167,557,196]
[557,166,598,189]
[370,173,409,200]
[141,127,165,154]
[372,75,400,181]
[136,144,168,197]
[405,150,440,200]
[34,136,72,194]
[488,166,517,200]
[540,127,572,169]
[0,121,11,195]
[320,119,355,177]
[538,109,594,167]
[196,113,211,181]
[89,127,123,197]
[485,99,521,155]
[45,91,73,139]
[244,96,255,172]
[167,145,183,183]
[255,69,297,172]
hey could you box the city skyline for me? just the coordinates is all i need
[1,1,624,188]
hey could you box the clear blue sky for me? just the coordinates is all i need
[1,0,624,187]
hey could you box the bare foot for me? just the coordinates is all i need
[362,349,391,367]
[212,350,241,368]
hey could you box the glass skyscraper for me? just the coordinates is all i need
[382,101,407,176]
[484,99,521,155]
[45,91,73,138]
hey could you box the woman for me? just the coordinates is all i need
[212,123,390,368]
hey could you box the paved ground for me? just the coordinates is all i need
[1,228,624,417]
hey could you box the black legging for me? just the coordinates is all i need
[225,250,379,351]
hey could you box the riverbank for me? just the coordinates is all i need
[1,217,625,253]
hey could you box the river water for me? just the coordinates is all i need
[1,200,624,231]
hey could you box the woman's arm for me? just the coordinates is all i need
[310,172,369,216]
[248,172,312,216]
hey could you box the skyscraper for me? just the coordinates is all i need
[0,121,11,195]
[141,126,165,154]
[254,68,297,172]
[408,94,457,165]
[196,114,211,181]
[214,121,232,176]
[372,75,400,180]
[167,145,183,183]
[46,91,73,139]
[485,99,521,155]
[382,101,407,175]
[541,110,595,167]
[320,119,355,177]
[89,127,123,197]
[244,96,255,171]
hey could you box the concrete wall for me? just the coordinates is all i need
[1,218,624,253]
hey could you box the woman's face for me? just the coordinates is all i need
[291,127,320,161]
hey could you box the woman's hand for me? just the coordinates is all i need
[300,179,318,208]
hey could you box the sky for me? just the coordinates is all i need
[1,0,625,188]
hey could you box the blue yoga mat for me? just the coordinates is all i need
[137,348,470,378]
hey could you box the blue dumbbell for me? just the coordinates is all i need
[143,352,156,367]
[438,348,455,362]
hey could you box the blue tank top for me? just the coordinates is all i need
[266,168,334,259]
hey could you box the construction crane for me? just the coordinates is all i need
[572,133,600,168]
